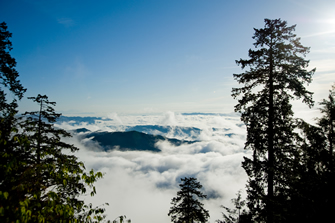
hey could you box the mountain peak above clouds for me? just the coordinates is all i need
[59,114,244,152]
[79,130,197,152]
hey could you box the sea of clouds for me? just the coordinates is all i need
[56,112,251,223]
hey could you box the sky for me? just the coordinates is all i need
[1,0,334,117]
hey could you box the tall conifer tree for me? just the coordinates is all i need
[0,21,28,222]
[19,94,108,222]
[288,86,335,222]
[168,177,210,223]
[0,22,26,113]
[0,21,26,143]
[232,18,315,222]
[0,22,108,222]
[318,84,335,170]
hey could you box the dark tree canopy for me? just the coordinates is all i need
[1,94,108,222]
[286,84,335,222]
[168,177,210,223]
[232,18,315,222]
[0,22,109,222]
[216,190,251,223]
[0,22,27,200]
[0,22,26,114]
[318,84,335,169]
[0,21,29,222]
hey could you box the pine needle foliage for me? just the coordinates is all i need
[216,190,251,223]
[168,177,210,223]
[232,18,315,223]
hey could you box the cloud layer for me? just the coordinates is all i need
[58,112,250,222]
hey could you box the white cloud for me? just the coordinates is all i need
[160,111,185,126]
[107,112,124,125]
[60,113,250,222]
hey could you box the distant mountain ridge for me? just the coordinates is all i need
[75,129,197,152]
[57,116,110,125]
[62,116,240,152]
[125,125,201,140]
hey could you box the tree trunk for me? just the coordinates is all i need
[267,42,274,223]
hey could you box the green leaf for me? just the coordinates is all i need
[3,192,9,200]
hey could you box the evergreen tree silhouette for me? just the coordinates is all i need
[168,177,210,223]
[232,18,314,222]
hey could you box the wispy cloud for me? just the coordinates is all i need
[57,17,75,27]
[303,30,335,38]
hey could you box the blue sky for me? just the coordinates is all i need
[1,0,335,116]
